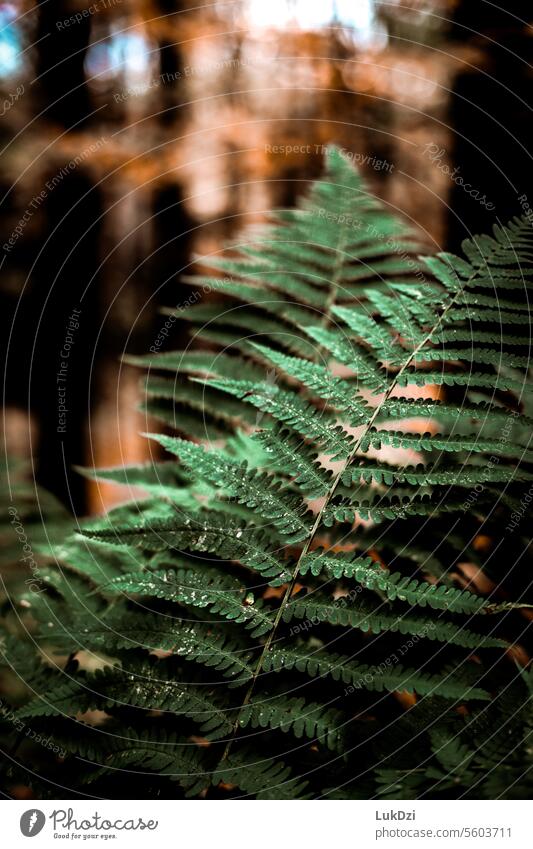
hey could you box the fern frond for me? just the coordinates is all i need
[43,614,254,685]
[251,343,370,425]
[106,567,274,638]
[298,550,491,613]
[280,592,506,649]
[18,661,234,740]
[146,433,313,542]
[239,693,346,752]
[82,511,293,584]
[263,645,489,700]
[5,147,532,800]
[202,378,355,458]
[74,728,210,795]
[212,749,310,799]
[251,427,333,498]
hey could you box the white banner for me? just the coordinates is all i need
[2,799,529,848]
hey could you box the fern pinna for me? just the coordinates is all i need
[1,148,532,800]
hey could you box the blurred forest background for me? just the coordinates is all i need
[2,0,533,518]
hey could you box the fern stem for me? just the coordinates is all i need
[219,268,472,766]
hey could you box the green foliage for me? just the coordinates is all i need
[262,645,490,700]
[1,147,532,800]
